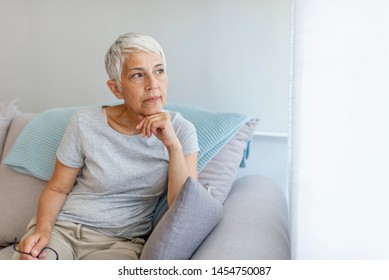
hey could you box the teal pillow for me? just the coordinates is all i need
[140,177,223,260]
[5,103,251,181]
[4,107,79,180]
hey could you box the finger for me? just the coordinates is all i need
[136,116,146,130]
[141,116,154,138]
[138,117,148,137]
[140,113,169,138]
[152,119,166,135]
[19,235,37,255]
[151,125,158,136]
[17,239,38,260]
[146,116,165,138]
[30,238,49,258]
[38,251,47,260]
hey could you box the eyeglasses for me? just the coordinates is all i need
[13,238,59,260]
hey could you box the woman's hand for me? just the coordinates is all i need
[136,112,180,149]
[16,229,51,260]
[16,160,79,260]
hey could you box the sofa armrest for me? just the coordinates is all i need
[191,175,291,260]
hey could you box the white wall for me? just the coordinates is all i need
[291,0,389,259]
[0,0,291,188]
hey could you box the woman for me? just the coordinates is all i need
[13,32,199,260]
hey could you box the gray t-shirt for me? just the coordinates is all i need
[56,105,199,239]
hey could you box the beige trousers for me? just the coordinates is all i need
[12,217,145,260]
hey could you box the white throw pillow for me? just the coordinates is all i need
[0,100,19,160]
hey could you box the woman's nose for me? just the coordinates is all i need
[146,75,159,91]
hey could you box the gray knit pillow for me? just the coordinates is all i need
[140,177,223,260]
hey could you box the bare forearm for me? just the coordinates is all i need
[16,160,78,259]
[167,144,197,206]
[35,184,69,232]
[34,160,79,232]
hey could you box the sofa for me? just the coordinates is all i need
[0,100,290,260]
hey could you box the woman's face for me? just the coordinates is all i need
[119,51,168,116]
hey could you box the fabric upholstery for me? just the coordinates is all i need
[0,114,46,247]
[4,107,79,180]
[198,118,259,203]
[0,100,19,160]
[191,175,291,260]
[140,177,223,260]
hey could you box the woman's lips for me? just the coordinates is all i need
[144,96,161,103]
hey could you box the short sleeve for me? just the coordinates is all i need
[56,112,84,168]
[172,112,200,156]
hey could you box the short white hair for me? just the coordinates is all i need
[104,32,166,84]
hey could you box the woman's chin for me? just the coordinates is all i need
[141,102,165,116]
[141,107,162,116]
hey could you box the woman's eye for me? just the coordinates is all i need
[132,73,143,79]
[156,68,165,75]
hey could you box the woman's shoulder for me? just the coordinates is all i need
[67,105,104,129]
[166,110,180,119]
[72,105,103,119]
[166,110,196,132]
[166,110,185,124]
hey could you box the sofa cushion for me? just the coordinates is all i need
[4,107,78,181]
[191,175,291,260]
[198,117,259,203]
[140,176,223,260]
[0,113,46,247]
[0,100,19,161]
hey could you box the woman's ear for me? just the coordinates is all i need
[106,80,123,99]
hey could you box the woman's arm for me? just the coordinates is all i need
[168,151,198,205]
[17,159,80,259]
[137,112,198,206]
[166,144,198,206]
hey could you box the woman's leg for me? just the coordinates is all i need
[76,225,145,260]
[11,217,76,260]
